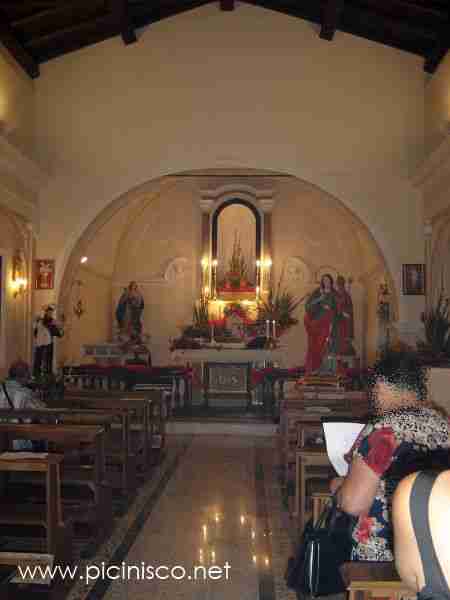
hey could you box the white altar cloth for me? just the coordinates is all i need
[171,347,286,365]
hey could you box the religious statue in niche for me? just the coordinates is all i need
[115,281,145,343]
[304,273,355,375]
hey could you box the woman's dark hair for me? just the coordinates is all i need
[9,360,30,381]
[369,350,428,403]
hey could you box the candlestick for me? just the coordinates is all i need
[211,322,215,342]
[272,320,276,339]
[265,320,270,338]
[212,259,218,299]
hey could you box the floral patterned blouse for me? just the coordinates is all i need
[346,406,450,561]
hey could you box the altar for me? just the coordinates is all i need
[172,347,286,407]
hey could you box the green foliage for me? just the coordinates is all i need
[192,296,210,334]
[419,293,450,355]
[258,274,302,332]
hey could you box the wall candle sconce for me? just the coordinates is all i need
[201,257,210,298]
[11,251,27,298]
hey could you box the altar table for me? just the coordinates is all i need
[171,348,286,407]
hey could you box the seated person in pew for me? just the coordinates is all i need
[393,470,450,599]
[330,351,450,561]
[0,360,46,450]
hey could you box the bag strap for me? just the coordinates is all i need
[315,496,336,529]
[2,382,15,411]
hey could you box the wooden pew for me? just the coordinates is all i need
[0,452,71,567]
[52,393,147,493]
[340,561,415,600]
[0,422,111,549]
[279,392,368,484]
[0,552,65,600]
[61,389,167,470]
[0,564,15,600]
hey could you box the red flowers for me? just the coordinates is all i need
[366,428,397,475]
[355,516,375,544]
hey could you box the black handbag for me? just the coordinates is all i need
[285,497,354,598]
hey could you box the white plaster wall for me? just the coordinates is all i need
[111,184,201,364]
[0,209,29,376]
[425,51,450,155]
[428,367,450,414]
[0,46,35,159]
[34,4,426,345]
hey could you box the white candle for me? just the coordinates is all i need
[272,320,276,338]
[266,320,270,338]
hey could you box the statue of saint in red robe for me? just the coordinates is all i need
[304,274,338,374]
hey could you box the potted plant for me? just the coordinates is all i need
[417,293,450,363]
[258,275,302,335]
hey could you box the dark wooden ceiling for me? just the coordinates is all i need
[1,0,448,79]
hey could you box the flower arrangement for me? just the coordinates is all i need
[257,275,302,335]
[223,302,251,323]
[220,232,252,290]
[418,293,450,356]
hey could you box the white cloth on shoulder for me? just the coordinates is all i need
[34,320,52,347]
[0,379,46,450]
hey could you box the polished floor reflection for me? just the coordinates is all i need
[88,435,297,600]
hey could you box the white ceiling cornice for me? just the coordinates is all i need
[411,129,450,192]
[0,134,48,196]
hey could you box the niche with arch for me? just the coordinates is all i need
[211,199,262,298]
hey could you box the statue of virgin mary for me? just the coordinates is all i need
[116,281,144,342]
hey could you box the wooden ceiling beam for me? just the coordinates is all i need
[424,25,449,74]
[11,3,103,35]
[220,0,235,10]
[110,0,137,45]
[373,0,447,21]
[0,9,39,78]
[129,1,214,30]
[26,13,118,61]
[320,0,344,41]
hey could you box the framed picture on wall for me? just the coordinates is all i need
[402,264,425,295]
[34,259,55,290]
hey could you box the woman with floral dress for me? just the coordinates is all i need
[331,351,450,562]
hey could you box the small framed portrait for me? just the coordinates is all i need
[402,264,425,295]
[34,259,55,290]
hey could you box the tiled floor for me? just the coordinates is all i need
[70,435,297,600]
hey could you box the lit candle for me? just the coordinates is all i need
[272,320,276,338]
[265,320,270,338]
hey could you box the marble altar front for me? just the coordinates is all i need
[171,347,286,407]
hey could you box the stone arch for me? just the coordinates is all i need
[56,168,397,366]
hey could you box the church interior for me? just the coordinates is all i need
[0,0,450,598]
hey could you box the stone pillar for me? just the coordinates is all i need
[199,198,214,296]
[260,198,276,292]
